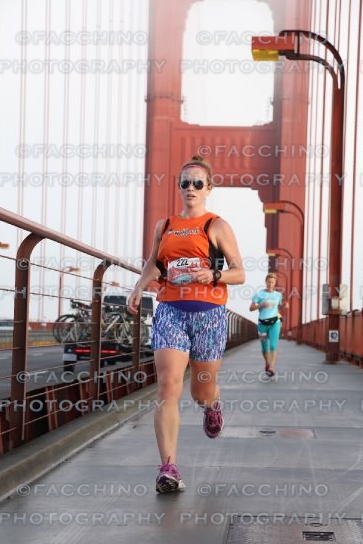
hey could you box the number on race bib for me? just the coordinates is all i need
[176,258,189,267]
[167,257,201,285]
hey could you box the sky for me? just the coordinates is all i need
[1,0,362,323]
[0,0,273,322]
[181,0,275,317]
[182,0,274,126]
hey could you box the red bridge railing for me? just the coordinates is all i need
[0,206,257,454]
[288,313,363,366]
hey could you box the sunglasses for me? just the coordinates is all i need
[179,179,208,190]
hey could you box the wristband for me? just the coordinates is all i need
[212,269,222,287]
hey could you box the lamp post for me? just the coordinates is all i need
[267,247,294,266]
[58,266,80,317]
[252,30,345,362]
[264,201,304,342]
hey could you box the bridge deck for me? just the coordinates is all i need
[1,340,363,543]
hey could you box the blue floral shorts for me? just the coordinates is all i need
[152,303,227,362]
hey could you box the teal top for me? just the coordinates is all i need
[252,290,282,320]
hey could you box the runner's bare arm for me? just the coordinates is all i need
[250,301,269,311]
[135,219,165,290]
[128,219,164,313]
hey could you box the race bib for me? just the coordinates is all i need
[167,257,201,285]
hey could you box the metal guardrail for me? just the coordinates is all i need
[0,205,143,453]
[0,206,256,454]
[287,312,363,366]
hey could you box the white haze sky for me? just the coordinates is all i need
[0,0,273,321]
[2,0,361,322]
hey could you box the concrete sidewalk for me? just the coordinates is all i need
[2,339,363,544]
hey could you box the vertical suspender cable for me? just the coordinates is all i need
[309,0,323,323]
[305,0,318,323]
[305,0,314,323]
[91,0,102,259]
[350,0,362,308]
[76,0,88,296]
[134,0,148,274]
[17,0,28,247]
[103,0,114,254]
[114,0,124,269]
[316,0,330,319]
[39,0,51,321]
[123,0,133,270]
[60,0,71,255]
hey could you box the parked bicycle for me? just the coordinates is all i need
[53,298,151,349]
[53,299,91,344]
[103,302,150,349]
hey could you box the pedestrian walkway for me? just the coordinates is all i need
[2,339,363,544]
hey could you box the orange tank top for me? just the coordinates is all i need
[155,212,227,304]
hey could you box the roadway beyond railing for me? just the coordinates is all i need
[0,207,257,454]
[0,329,56,349]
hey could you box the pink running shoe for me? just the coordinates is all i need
[156,457,186,493]
[203,401,224,439]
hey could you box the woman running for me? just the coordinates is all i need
[128,154,245,493]
[250,272,289,377]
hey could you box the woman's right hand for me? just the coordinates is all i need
[127,287,142,315]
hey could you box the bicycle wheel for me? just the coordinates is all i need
[76,318,92,343]
[140,323,151,346]
[70,318,88,343]
[53,315,77,343]
[113,321,132,347]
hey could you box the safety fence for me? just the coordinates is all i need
[0,207,257,454]
[288,312,363,366]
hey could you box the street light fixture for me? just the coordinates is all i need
[267,247,294,261]
[251,35,296,61]
[263,201,304,225]
[253,30,345,361]
[58,266,80,317]
[267,246,294,286]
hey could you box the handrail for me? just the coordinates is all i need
[0,207,256,453]
[0,206,140,274]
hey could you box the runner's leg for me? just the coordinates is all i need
[267,320,281,373]
[154,348,189,464]
[258,323,270,370]
[189,359,221,408]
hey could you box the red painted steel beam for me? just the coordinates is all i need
[143,0,281,259]
[90,263,105,401]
